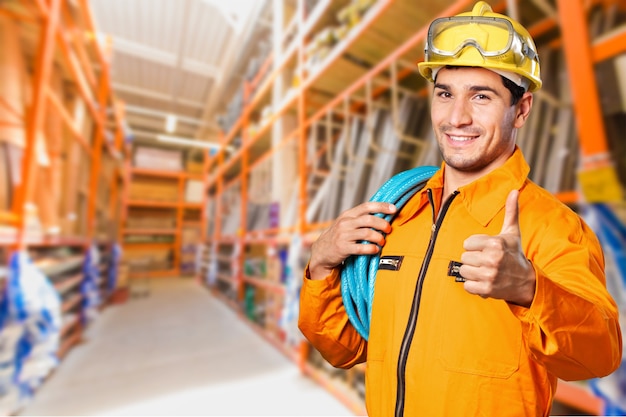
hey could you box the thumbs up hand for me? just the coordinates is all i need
[459,190,536,307]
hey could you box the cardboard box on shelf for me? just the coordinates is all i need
[126,208,177,229]
[134,147,183,171]
[129,177,179,202]
[186,160,204,175]
[185,149,205,174]
[266,257,282,282]
[184,180,204,203]
[181,226,201,245]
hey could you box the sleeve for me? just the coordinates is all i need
[510,214,623,381]
[298,265,367,369]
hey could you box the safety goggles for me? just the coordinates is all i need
[425,16,538,63]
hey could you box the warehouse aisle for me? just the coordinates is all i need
[19,278,354,416]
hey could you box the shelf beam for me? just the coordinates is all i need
[592,25,626,62]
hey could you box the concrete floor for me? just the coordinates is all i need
[19,277,354,416]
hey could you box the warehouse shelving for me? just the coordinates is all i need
[121,155,206,279]
[0,0,127,384]
[200,0,626,414]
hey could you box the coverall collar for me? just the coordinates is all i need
[394,146,530,227]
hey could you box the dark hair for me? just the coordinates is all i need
[437,65,526,106]
[501,75,526,106]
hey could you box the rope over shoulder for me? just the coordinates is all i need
[340,166,439,340]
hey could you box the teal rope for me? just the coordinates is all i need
[340,166,439,340]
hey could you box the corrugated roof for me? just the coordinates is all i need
[89,0,269,147]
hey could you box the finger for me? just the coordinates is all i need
[500,190,521,237]
[458,263,483,282]
[348,242,383,256]
[459,251,485,267]
[463,279,483,295]
[462,272,491,299]
[337,214,393,235]
[347,202,397,217]
[463,234,491,251]
[361,216,394,234]
[346,227,388,247]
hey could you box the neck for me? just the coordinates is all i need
[442,170,478,201]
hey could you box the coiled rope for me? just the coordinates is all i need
[340,166,439,340]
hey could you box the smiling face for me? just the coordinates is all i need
[431,66,533,188]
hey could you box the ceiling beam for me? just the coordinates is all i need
[131,129,227,151]
[110,35,221,78]
[124,114,198,134]
[112,82,205,110]
[124,104,220,130]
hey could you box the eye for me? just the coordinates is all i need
[436,90,452,99]
[473,93,492,102]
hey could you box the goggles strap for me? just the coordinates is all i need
[490,68,530,91]
[432,67,529,91]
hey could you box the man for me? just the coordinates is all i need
[298,2,622,416]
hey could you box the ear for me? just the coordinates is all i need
[513,92,533,129]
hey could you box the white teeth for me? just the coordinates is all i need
[449,135,475,142]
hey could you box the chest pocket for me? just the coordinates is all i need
[435,257,522,379]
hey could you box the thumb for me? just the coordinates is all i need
[500,190,521,236]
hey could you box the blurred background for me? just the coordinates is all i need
[0,0,625,415]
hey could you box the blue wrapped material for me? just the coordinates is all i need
[0,251,61,413]
[583,203,626,414]
[586,204,626,295]
[81,244,101,323]
[108,243,122,292]
[280,236,305,347]
[7,251,61,353]
[590,369,626,415]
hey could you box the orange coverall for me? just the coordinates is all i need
[299,148,622,416]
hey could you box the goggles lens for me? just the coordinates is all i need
[427,16,516,58]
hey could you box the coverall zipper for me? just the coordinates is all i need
[394,189,459,417]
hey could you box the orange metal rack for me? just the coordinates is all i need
[0,0,127,360]
[120,158,207,278]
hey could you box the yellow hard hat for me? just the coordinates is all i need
[418,1,542,91]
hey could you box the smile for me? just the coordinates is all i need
[448,135,478,142]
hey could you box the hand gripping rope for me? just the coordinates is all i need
[340,166,439,340]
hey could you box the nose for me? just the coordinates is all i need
[448,98,472,127]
